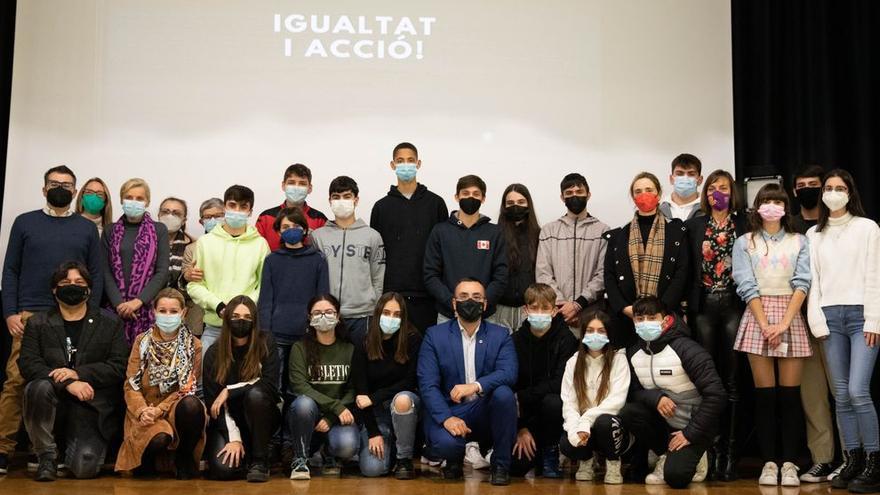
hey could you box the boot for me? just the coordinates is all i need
[849,451,880,493]
[720,402,739,481]
[832,448,866,489]
[707,446,719,481]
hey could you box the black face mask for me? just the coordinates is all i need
[47,187,73,208]
[56,284,89,306]
[503,205,530,222]
[455,299,484,323]
[229,319,253,338]
[797,186,821,210]
[564,195,587,215]
[458,197,481,216]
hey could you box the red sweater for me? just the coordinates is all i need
[256,202,328,251]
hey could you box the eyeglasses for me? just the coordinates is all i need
[310,309,338,318]
[82,189,106,198]
[47,180,75,191]
[455,295,485,303]
[160,209,184,217]
[823,186,848,193]
[201,213,225,221]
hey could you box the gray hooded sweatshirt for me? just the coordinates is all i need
[311,219,386,318]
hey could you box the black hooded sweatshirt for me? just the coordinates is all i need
[370,184,448,297]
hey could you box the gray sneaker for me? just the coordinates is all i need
[289,457,311,480]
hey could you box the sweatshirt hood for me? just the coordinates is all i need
[276,244,320,257]
[448,211,492,229]
[209,224,262,241]
[323,218,368,231]
[387,183,427,200]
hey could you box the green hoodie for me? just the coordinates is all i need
[187,225,270,327]
[289,337,355,424]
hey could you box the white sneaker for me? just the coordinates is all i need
[464,442,490,470]
[575,458,594,481]
[645,454,666,485]
[420,456,444,467]
[828,462,844,481]
[759,461,779,486]
[781,462,800,487]
[692,452,709,482]
[604,459,623,484]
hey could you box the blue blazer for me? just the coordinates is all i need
[417,319,518,425]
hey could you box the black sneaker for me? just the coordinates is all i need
[0,453,8,475]
[394,458,414,480]
[35,454,57,482]
[490,465,510,486]
[442,459,464,480]
[246,462,270,483]
[175,457,198,480]
[800,462,835,483]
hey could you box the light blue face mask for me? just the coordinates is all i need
[204,217,223,234]
[635,320,664,342]
[225,210,249,229]
[122,199,147,218]
[527,313,553,332]
[395,163,418,182]
[285,185,308,204]
[673,176,698,197]
[155,313,182,334]
[379,315,401,335]
[582,332,609,351]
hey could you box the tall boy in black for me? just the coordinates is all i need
[423,175,507,321]
[370,142,448,331]
[510,283,579,477]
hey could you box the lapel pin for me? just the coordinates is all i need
[478,340,483,344]
[88,319,93,324]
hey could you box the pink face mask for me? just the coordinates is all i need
[757,203,785,222]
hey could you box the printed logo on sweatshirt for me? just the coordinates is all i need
[324,244,377,260]
[659,369,673,376]
[476,240,491,250]
[308,364,350,384]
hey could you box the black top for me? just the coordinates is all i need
[64,317,84,349]
[351,330,422,437]
[499,225,537,307]
[790,213,818,235]
[637,214,656,246]
[370,184,448,297]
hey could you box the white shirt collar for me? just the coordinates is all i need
[43,205,74,217]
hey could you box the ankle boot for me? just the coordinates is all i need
[832,448,866,489]
[849,450,880,493]
[707,446,719,481]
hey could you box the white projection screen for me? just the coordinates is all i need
[1,0,733,267]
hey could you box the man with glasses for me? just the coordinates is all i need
[417,278,518,486]
[180,198,225,337]
[1,165,103,475]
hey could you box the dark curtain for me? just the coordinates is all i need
[0,1,15,390]
[733,0,880,218]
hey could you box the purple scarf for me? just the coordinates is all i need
[108,213,158,344]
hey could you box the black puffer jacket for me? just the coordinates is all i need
[625,314,727,446]
[513,315,579,427]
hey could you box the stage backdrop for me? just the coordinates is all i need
[1,0,733,268]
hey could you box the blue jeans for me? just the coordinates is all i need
[359,391,420,477]
[275,341,294,449]
[201,324,222,359]
[288,395,359,461]
[823,305,880,452]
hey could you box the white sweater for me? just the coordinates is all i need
[560,349,630,448]
[807,213,880,337]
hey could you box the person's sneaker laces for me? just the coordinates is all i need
[289,457,311,480]
[800,462,834,483]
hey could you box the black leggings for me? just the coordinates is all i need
[140,395,205,471]
[559,414,629,461]
[691,291,741,401]
[206,386,280,480]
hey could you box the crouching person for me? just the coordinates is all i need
[620,296,726,489]
[19,262,129,481]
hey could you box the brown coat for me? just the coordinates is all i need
[115,328,205,472]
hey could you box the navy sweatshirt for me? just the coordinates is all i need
[2,210,103,317]
[370,184,448,297]
[258,244,330,344]
[423,212,508,318]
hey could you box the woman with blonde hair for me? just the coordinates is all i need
[102,178,169,344]
[75,177,114,234]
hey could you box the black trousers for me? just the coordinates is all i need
[206,386,280,480]
[619,402,708,489]
[510,393,563,475]
[691,291,741,402]
[559,414,629,461]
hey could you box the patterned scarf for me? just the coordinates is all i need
[108,213,158,344]
[627,213,666,298]
[128,325,197,397]
[167,230,192,291]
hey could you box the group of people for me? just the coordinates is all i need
[0,144,878,492]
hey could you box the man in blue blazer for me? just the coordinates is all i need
[417,278,518,485]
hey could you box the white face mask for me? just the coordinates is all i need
[311,314,338,332]
[330,199,355,219]
[159,214,183,233]
[822,190,849,212]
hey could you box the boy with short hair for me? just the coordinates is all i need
[188,185,270,355]
[659,154,704,220]
[256,163,327,251]
[423,175,508,323]
[311,176,385,342]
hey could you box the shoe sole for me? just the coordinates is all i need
[289,474,311,480]
[759,479,778,486]
[247,473,270,482]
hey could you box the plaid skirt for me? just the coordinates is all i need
[733,295,812,358]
